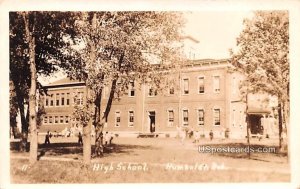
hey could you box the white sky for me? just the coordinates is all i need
[183,11,253,59]
[40,11,254,85]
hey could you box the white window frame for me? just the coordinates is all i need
[54,116,59,124]
[197,108,205,126]
[44,116,48,124]
[213,108,221,126]
[50,94,54,107]
[213,75,220,93]
[45,97,49,107]
[182,78,189,95]
[49,116,53,124]
[128,81,135,97]
[148,85,157,97]
[167,109,174,127]
[65,115,69,124]
[198,76,205,94]
[59,116,64,124]
[128,110,134,127]
[115,110,121,127]
[56,93,60,106]
[182,108,189,127]
[66,93,70,106]
[61,93,65,106]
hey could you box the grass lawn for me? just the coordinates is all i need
[10,137,290,183]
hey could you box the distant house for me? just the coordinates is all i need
[39,59,278,139]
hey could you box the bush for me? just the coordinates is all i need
[165,133,170,138]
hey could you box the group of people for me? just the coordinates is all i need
[176,126,215,145]
[44,130,114,146]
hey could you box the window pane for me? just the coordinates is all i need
[60,116,64,123]
[198,109,204,126]
[44,116,48,124]
[56,93,60,106]
[214,76,220,92]
[129,81,135,97]
[199,77,204,93]
[55,116,59,124]
[183,79,189,94]
[183,110,188,125]
[61,93,65,106]
[214,109,220,125]
[65,116,69,123]
[66,93,70,105]
[115,111,121,127]
[49,116,53,124]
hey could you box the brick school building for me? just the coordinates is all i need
[40,59,278,139]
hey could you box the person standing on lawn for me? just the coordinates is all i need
[78,132,83,145]
[44,131,51,145]
[209,130,214,140]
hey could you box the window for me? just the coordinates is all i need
[182,109,189,127]
[232,109,236,127]
[239,111,243,128]
[60,116,64,124]
[76,92,84,105]
[65,116,69,124]
[168,110,174,127]
[198,77,205,94]
[50,94,54,106]
[44,116,48,124]
[115,111,121,127]
[213,109,221,126]
[183,78,189,94]
[56,93,60,106]
[55,116,59,124]
[128,111,134,127]
[198,109,204,126]
[232,77,236,94]
[45,98,49,107]
[128,81,135,97]
[61,93,65,106]
[148,86,157,96]
[213,76,220,93]
[49,116,53,124]
[169,86,175,95]
[66,93,70,105]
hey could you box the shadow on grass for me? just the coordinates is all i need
[11,141,157,160]
[198,143,287,162]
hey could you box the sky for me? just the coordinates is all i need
[39,11,254,85]
[182,11,253,59]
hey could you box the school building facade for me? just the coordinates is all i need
[40,59,278,139]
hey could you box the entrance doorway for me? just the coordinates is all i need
[249,114,263,134]
[148,111,156,133]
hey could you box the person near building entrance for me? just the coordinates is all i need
[151,123,155,133]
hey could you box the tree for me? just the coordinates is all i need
[62,12,183,164]
[10,11,77,163]
[231,11,289,152]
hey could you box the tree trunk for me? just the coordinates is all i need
[16,94,28,151]
[94,92,104,157]
[23,12,38,164]
[278,102,283,151]
[82,121,91,164]
[245,93,251,159]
